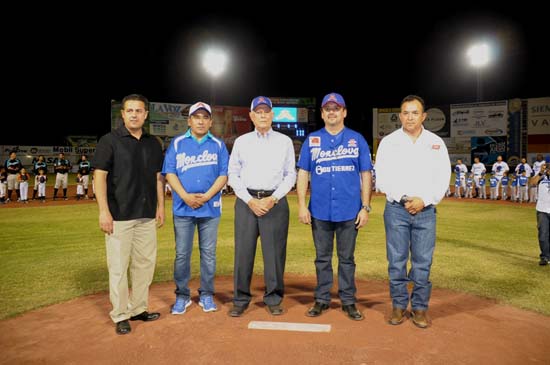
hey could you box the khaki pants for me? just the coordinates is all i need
[106,218,157,323]
[54,173,68,189]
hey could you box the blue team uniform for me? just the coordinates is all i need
[297,127,372,222]
[162,130,229,218]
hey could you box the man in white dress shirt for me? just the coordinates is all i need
[532,163,550,265]
[227,96,297,317]
[375,95,451,329]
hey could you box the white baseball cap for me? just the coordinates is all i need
[189,102,212,116]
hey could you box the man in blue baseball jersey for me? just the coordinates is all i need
[162,101,229,315]
[297,92,373,321]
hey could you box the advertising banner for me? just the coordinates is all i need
[450,101,508,137]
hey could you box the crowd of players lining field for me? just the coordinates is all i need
[442,154,547,203]
[1,151,547,205]
[1,151,94,204]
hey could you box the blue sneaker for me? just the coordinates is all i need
[171,297,192,315]
[199,295,217,312]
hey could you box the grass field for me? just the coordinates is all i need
[0,194,547,320]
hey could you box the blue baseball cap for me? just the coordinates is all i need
[250,96,273,111]
[321,92,346,108]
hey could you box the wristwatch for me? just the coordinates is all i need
[271,195,279,204]
[361,204,371,213]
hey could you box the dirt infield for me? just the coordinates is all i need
[1,275,549,364]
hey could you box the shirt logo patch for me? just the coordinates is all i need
[432,144,440,150]
[309,136,321,147]
[348,139,357,147]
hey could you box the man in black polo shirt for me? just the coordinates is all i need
[93,94,165,335]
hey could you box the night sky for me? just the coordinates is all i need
[5,6,548,146]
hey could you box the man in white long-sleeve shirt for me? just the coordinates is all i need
[227,96,297,318]
[375,95,451,329]
[532,163,550,265]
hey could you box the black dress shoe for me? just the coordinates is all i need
[116,320,131,335]
[229,304,248,317]
[539,258,549,266]
[307,301,329,317]
[130,311,160,322]
[342,304,364,321]
[267,304,284,316]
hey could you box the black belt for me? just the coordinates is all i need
[247,189,275,198]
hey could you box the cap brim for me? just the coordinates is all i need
[190,107,211,116]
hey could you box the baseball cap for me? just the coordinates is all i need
[321,92,346,108]
[250,96,273,111]
[189,102,212,116]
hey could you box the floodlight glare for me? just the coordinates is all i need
[202,49,228,78]
[467,43,490,68]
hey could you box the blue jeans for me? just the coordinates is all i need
[537,211,550,260]
[173,216,220,299]
[383,201,436,310]
[311,218,358,305]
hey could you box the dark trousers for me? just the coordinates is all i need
[233,197,289,306]
[537,211,550,260]
[311,218,358,305]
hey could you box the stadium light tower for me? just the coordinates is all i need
[202,48,228,109]
[467,43,490,102]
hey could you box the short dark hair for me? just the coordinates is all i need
[122,94,149,111]
[400,95,425,112]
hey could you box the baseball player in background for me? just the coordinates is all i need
[17,168,31,203]
[32,155,47,200]
[0,166,7,203]
[77,154,92,199]
[53,152,71,200]
[491,155,509,199]
[470,157,486,197]
[501,173,509,200]
[489,173,498,200]
[478,173,487,199]
[37,168,47,203]
[4,151,23,202]
[518,171,529,203]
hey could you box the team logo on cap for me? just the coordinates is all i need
[327,94,338,103]
[309,136,321,147]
